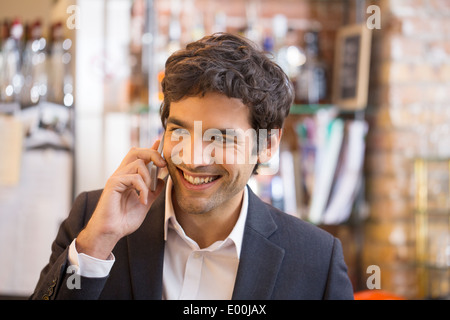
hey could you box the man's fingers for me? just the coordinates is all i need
[105,139,166,206]
[116,158,151,187]
[110,174,149,205]
[120,143,166,168]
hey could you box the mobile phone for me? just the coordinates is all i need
[148,133,165,192]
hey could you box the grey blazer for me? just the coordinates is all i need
[30,186,354,300]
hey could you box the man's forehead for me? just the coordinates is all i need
[169,93,247,112]
[167,94,252,130]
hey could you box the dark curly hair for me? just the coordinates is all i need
[160,33,294,169]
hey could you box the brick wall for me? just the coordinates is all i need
[364,0,450,299]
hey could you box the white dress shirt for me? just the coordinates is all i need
[68,177,248,300]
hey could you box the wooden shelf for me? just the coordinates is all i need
[289,104,334,115]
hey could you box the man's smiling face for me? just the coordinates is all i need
[163,92,258,216]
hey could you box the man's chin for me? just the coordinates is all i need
[173,190,216,215]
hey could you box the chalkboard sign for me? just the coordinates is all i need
[333,24,372,110]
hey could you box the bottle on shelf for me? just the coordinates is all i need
[47,22,73,107]
[19,21,32,106]
[0,20,8,102]
[0,18,24,104]
[275,28,306,91]
[20,20,48,107]
[262,32,274,54]
[295,30,328,105]
[128,0,148,108]
[270,174,285,212]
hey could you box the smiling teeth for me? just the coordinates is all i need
[183,172,218,185]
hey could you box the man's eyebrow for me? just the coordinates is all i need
[166,117,190,128]
[209,128,241,136]
[222,129,239,136]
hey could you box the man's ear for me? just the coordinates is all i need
[257,128,283,164]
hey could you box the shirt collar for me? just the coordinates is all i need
[163,176,248,258]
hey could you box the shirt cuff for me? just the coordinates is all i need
[68,238,115,278]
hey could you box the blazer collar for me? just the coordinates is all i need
[231,187,285,300]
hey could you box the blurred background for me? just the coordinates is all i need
[0,0,449,300]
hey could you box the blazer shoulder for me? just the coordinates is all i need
[263,202,354,299]
[265,202,334,244]
[53,189,104,242]
[246,186,334,247]
[71,189,104,225]
[30,189,104,300]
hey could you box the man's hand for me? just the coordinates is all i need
[76,140,166,260]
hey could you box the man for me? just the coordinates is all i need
[31,33,354,300]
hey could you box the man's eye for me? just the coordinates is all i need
[204,131,224,144]
[170,128,190,138]
[210,135,237,147]
[212,135,224,143]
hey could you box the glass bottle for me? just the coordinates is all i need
[295,30,328,105]
[0,18,24,104]
[48,22,73,107]
[21,20,47,107]
[0,20,9,102]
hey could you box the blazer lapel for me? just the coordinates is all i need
[232,187,285,300]
[126,190,166,299]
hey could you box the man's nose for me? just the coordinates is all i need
[192,136,216,166]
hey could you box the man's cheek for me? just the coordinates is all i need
[168,139,191,165]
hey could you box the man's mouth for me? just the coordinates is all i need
[178,168,220,186]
